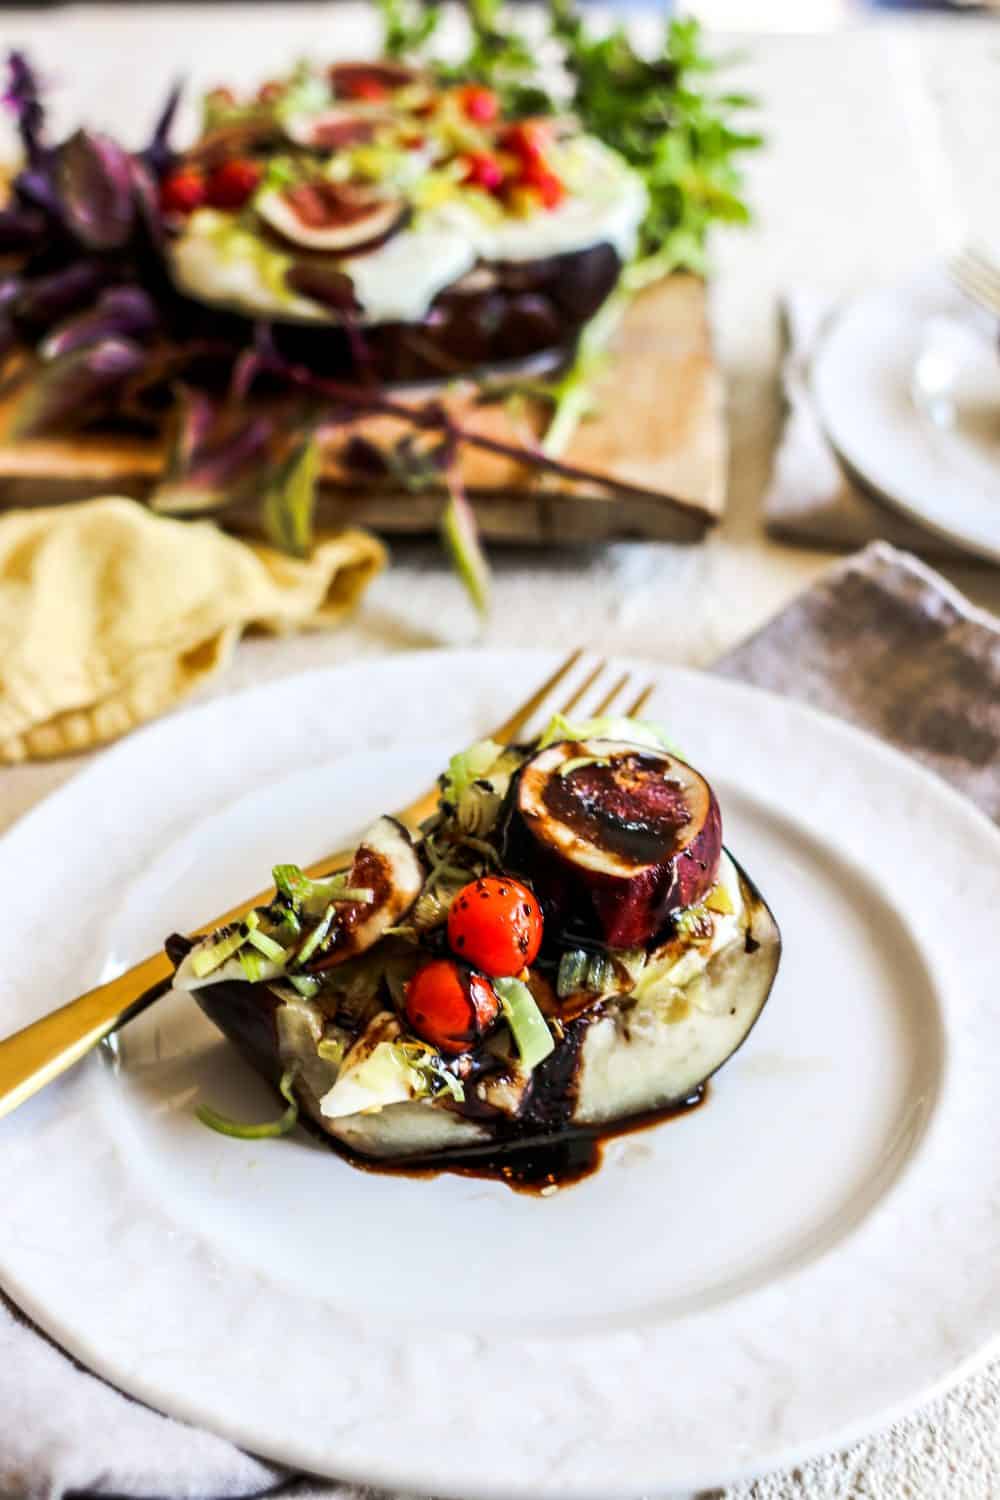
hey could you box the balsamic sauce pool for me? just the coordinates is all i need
[317,1086,708,1196]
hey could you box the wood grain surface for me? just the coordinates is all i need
[0,273,726,544]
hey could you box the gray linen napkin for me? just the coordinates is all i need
[4,539,1000,1500]
[764,291,973,559]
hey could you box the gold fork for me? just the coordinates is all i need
[0,652,655,1120]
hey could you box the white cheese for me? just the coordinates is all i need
[167,136,646,326]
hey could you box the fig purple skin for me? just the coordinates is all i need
[57,129,136,251]
[512,740,724,950]
[9,335,147,437]
[14,259,111,327]
[0,205,47,253]
[40,284,158,360]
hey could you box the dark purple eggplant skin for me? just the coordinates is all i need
[8,336,147,437]
[239,241,623,385]
[0,205,48,254]
[13,260,113,328]
[57,130,136,252]
[166,932,285,1089]
[40,284,158,360]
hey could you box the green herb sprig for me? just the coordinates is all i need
[379,0,761,279]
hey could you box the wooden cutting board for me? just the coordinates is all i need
[0,273,725,544]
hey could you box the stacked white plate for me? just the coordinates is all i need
[813,269,1000,561]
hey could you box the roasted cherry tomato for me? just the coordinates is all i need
[461,151,505,194]
[404,959,499,1056]
[159,167,207,215]
[341,76,389,102]
[499,120,552,167]
[459,85,500,124]
[447,876,543,977]
[205,157,264,210]
[205,86,237,111]
[519,163,566,210]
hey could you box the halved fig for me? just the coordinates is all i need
[284,262,360,314]
[171,815,424,992]
[307,815,425,970]
[513,739,722,948]
[256,182,407,253]
[328,61,419,97]
[282,108,391,151]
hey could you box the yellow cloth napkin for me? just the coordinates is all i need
[0,496,385,763]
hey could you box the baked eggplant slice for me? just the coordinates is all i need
[163,59,645,382]
[171,837,779,1169]
[168,718,780,1181]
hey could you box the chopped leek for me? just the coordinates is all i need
[438,738,520,838]
[397,1042,466,1103]
[537,713,680,755]
[494,977,555,1072]
[246,927,287,962]
[556,949,590,995]
[706,882,735,916]
[674,905,713,941]
[294,904,335,967]
[289,973,321,999]
[442,738,504,804]
[273,863,374,916]
[273,864,310,905]
[190,912,259,978]
[558,755,608,778]
[556,946,646,998]
[557,948,611,996]
[270,902,302,937]
[317,1035,347,1067]
[238,947,269,983]
[196,1066,299,1140]
[440,479,490,618]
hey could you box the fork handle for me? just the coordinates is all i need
[0,834,364,1121]
[0,956,175,1120]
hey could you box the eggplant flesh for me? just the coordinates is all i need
[180,851,780,1163]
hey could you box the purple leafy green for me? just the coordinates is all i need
[40,284,158,360]
[142,80,182,180]
[439,469,490,619]
[13,260,112,328]
[0,205,47,253]
[9,336,147,436]
[57,130,136,250]
[152,386,274,515]
[3,52,46,165]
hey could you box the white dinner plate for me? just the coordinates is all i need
[813,269,1000,562]
[2,650,1000,1500]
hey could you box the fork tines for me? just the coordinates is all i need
[949,245,1000,319]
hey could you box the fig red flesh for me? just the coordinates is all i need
[257,182,407,255]
[514,739,722,948]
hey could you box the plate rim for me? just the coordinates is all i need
[2,647,1000,1500]
[812,270,1000,564]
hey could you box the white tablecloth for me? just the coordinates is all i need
[1,7,999,1495]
